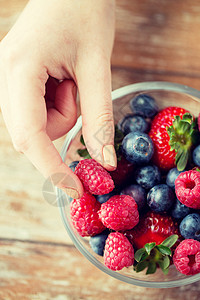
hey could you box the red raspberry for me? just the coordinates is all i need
[70,192,105,237]
[175,170,200,209]
[173,239,200,275]
[104,232,134,271]
[75,159,114,195]
[98,195,139,231]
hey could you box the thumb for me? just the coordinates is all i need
[76,55,117,171]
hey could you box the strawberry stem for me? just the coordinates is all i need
[167,113,198,171]
[133,234,178,275]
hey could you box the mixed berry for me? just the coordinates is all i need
[69,93,200,276]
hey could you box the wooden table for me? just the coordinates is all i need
[0,0,200,299]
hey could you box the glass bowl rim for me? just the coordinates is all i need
[57,81,200,288]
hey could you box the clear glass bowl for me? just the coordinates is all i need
[56,81,200,288]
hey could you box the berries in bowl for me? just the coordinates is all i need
[57,82,200,288]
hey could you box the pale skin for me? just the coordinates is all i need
[0,0,117,199]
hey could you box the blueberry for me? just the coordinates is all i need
[120,184,146,211]
[170,198,191,219]
[69,160,79,172]
[130,94,158,118]
[147,184,175,213]
[89,230,109,256]
[192,145,200,167]
[166,168,184,189]
[96,191,116,204]
[135,165,161,190]
[179,213,200,241]
[118,114,150,135]
[122,131,154,164]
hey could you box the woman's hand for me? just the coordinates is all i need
[0,0,116,199]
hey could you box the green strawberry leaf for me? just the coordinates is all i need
[158,256,170,271]
[156,245,172,256]
[77,148,91,159]
[161,234,178,248]
[80,135,85,146]
[180,120,191,132]
[182,113,193,123]
[167,112,197,171]
[114,125,124,144]
[146,261,157,275]
[144,242,156,255]
[134,248,147,262]
[176,149,189,171]
[114,126,124,161]
[161,267,170,275]
[134,260,149,273]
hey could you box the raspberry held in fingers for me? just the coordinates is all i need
[74,159,114,195]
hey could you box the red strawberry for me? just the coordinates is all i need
[124,211,180,250]
[109,155,134,187]
[124,211,181,275]
[75,159,114,195]
[149,107,193,171]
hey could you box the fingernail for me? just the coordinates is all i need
[102,145,117,168]
[62,187,80,199]
[52,172,80,199]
